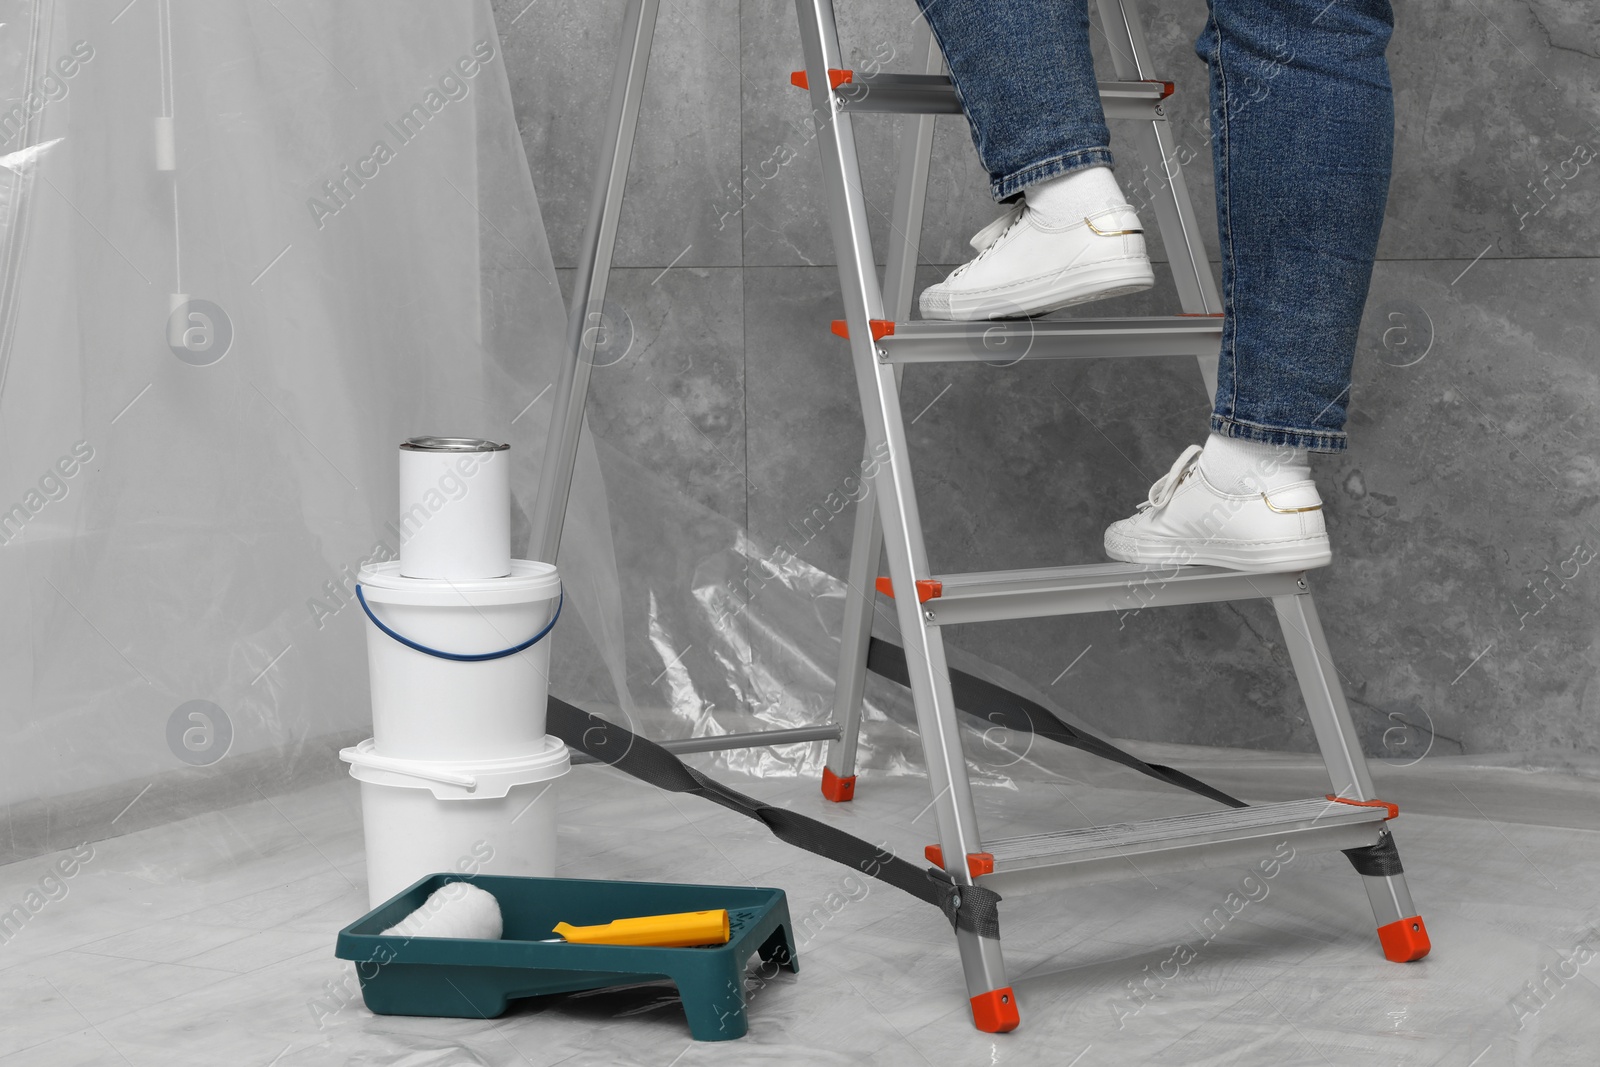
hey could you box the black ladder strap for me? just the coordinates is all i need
[551,630,1394,914]
[547,697,1003,938]
[866,637,1247,809]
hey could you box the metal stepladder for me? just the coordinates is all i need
[532,0,1431,1038]
[791,0,1432,1034]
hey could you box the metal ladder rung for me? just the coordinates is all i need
[876,315,1224,365]
[974,797,1391,892]
[911,561,1304,626]
[832,74,1172,120]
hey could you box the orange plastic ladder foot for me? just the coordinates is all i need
[1377,916,1430,962]
[820,766,856,803]
[970,987,1019,1033]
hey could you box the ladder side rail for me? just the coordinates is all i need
[826,14,942,790]
[792,0,1013,1009]
[1273,590,1419,929]
[1097,0,1222,396]
[1272,592,1376,800]
[532,0,662,562]
[826,483,884,790]
[879,16,942,314]
[790,0,974,869]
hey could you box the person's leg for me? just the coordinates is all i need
[913,0,1154,320]
[1104,0,1395,572]
[1201,0,1396,456]
[913,0,1111,201]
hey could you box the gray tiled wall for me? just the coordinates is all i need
[498,0,1600,758]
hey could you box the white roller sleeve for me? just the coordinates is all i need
[381,881,503,940]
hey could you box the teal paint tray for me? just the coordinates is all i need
[335,874,798,1041]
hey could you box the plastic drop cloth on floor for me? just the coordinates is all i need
[2,747,1598,1065]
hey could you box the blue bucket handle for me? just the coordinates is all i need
[355,583,562,662]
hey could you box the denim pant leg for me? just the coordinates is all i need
[913,0,1112,201]
[1199,0,1396,453]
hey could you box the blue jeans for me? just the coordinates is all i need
[914,0,1396,453]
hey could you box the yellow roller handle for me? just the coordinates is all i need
[551,909,731,948]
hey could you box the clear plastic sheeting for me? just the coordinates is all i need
[0,0,609,833]
[0,0,1085,863]
[603,428,1095,789]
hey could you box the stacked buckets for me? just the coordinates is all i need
[342,438,569,907]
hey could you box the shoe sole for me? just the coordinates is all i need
[1103,533,1332,572]
[922,260,1156,321]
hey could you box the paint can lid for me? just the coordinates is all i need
[400,436,509,453]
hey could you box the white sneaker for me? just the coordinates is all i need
[919,203,1155,321]
[1103,445,1332,571]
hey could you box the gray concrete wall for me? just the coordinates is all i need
[496,0,1600,759]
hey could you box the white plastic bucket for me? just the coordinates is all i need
[357,559,561,760]
[397,437,511,580]
[342,736,569,907]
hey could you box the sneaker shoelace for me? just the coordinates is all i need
[1135,444,1205,513]
[948,204,1026,280]
[968,204,1025,253]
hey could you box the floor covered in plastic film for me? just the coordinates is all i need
[2,742,1598,1067]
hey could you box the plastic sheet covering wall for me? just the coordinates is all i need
[2,0,1060,851]
[588,431,1090,790]
[0,0,611,820]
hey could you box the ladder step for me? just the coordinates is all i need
[873,316,1222,365]
[910,562,1305,626]
[798,73,1174,120]
[970,797,1393,892]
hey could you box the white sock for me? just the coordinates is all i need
[1198,431,1311,494]
[1024,165,1126,229]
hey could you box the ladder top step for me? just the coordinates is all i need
[852,72,1174,98]
[791,71,1175,116]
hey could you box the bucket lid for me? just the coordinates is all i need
[340,736,569,800]
[357,559,560,605]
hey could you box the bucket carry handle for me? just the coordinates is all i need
[354,584,563,662]
[340,746,479,791]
